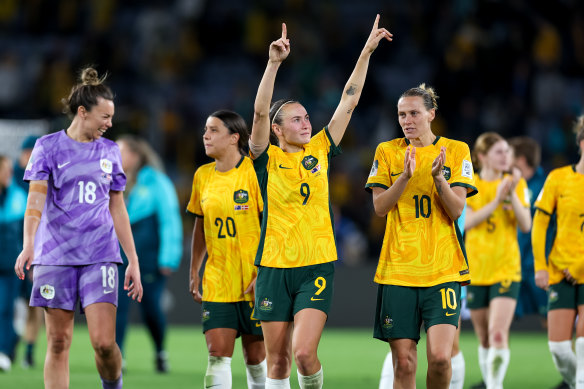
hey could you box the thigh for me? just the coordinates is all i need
[421,282,461,331]
[373,284,421,342]
[241,334,266,365]
[488,297,517,333]
[78,263,119,311]
[292,308,327,354]
[45,308,75,343]
[30,265,78,311]
[85,302,117,345]
[261,321,293,358]
[254,266,293,322]
[548,309,576,341]
[426,324,457,359]
[205,328,238,357]
[292,263,335,317]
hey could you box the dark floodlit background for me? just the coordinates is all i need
[1,0,583,268]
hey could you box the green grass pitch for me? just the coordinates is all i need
[3,325,561,388]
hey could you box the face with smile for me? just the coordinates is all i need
[273,103,312,148]
[203,116,239,159]
[481,139,511,173]
[397,96,435,141]
[80,97,114,141]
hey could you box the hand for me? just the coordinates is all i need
[124,262,143,302]
[431,146,446,178]
[190,273,202,304]
[403,146,416,179]
[269,23,290,63]
[563,268,577,285]
[510,167,522,190]
[495,176,513,203]
[244,277,257,296]
[534,270,549,290]
[363,14,393,54]
[15,246,34,280]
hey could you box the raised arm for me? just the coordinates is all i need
[465,177,512,230]
[328,14,392,146]
[371,146,415,216]
[431,147,467,220]
[250,23,290,155]
[15,180,47,280]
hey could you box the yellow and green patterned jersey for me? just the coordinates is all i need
[186,156,262,302]
[466,175,530,285]
[534,165,584,283]
[252,128,341,268]
[365,136,477,287]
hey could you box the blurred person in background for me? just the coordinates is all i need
[0,155,27,371]
[366,83,476,389]
[188,110,266,389]
[250,16,390,389]
[14,67,143,389]
[13,135,44,369]
[508,137,549,323]
[532,115,584,389]
[115,135,183,373]
[465,132,531,389]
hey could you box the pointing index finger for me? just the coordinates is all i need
[282,23,287,40]
[373,14,380,30]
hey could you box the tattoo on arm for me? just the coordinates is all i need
[436,182,443,196]
[346,84,358,95]
[347,108,353,114]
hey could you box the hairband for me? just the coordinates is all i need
[271,101,294,126]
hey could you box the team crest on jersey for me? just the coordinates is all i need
[382,315,393,329]
[441,166,451,180]
[202,309,210,322]
[258,298,273,312]
[369,160,378,177]
[100,159,113,174]
[301,155,318,170]
[40,284,55,300]
[233,189,249,204]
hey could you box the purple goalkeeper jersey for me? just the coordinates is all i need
[24,130,126,266]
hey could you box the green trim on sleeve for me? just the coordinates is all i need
[364,182,390,193]
[534,206,552,216]
[451,182,478,198]
[324,126,342,157]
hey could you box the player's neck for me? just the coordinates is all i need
[66,121,93,143]
[215,151,242,172]
[479,167,502,181]
[408,131,436,148]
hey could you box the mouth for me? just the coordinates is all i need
[98,128,107,136]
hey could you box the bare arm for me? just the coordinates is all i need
[250,23,290,154]
[328,14,392,146]
[431,147,466,220]
[14,180,47,279]
[189,217,206,303]
[465,177,512,230]
[371,146,415,217]
[110,190,143,302]
[532,210,550,289]
[509,190,532,233]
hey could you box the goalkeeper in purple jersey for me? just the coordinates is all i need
[14,66,143,389]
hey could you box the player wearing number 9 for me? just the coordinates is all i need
[187,110,267,389]
[249,15,391,389]
[365,84,477,388]
[14,66,143,389]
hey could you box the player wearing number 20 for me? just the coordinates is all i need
[366,84,477,388]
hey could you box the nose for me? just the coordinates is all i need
[106,119,113,128]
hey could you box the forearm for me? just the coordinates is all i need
[532,211,550,273]
[190,218,206,278]
[23,182,47,248]
[110,194,139,265]
[372,175,409,216]
[511,192,532,233]
[433,177,465,221]
[251,61,281,147]
[465,200,499,230]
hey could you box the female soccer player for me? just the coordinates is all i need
[366,83,477,389]
[115,135,183,373]
[14,67,143,389]
[250,15,391,389]
[533,116,584,389]
[465,132,531,389]
[188,110,266,389]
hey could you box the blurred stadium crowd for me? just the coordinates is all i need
[1,0,583,263]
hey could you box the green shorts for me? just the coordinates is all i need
[466,281,520,310]
[254,262,334,322]
[373,282,461,342]
[201,301,263,336]
[548,280,584,311]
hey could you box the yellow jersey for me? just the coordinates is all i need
[533,165,584,283]
[252,128,341,268]
[466,175,530,285]
[365,136,477,287]
[187,156,262,302]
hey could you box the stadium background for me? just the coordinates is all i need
[1,0,583,328]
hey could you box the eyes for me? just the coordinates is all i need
[399,111,419,118]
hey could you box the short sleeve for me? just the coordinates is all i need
[110,144,126,191]
[449,142,477,197]
[323,127,342,157]
[186,170,203,217]
[515,178,530,208]
[365,144,391,192]
[534,172,557,215]
[23,138,50,181]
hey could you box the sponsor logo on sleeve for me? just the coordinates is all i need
[462,160,473,179]
[369,160,378,177]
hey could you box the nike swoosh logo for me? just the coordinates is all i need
[311,297,324,301]
[58,161,71,169]
[390,172,402,176]
[279,164,292,169]
[255,323,261,327]
[104,290,114,294]
[445,312,456,316]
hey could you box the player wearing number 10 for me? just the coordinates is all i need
[187,110,266,389]
[14,67,143,389]
[366,84,477,389]
[250,16,391,389]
